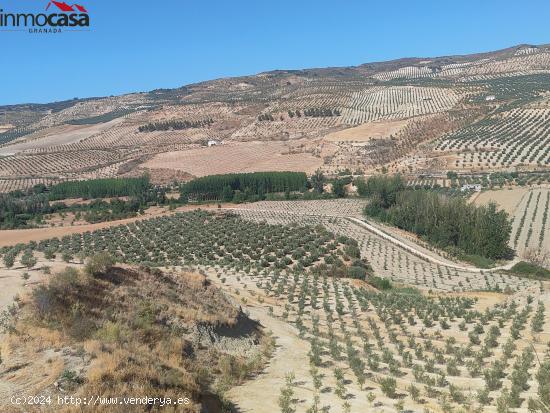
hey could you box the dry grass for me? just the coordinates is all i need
[0,263,272,412]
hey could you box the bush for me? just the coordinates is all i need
[3,252,15,268]
[85,253,115,277]
[347,266,367,279]
[96,320,126,343]
[379,376,397,398]
[510,261,550,279]
[20,250,37,269]
[459,254,495,268]
[32,285,55,318]
[332,179,347,198]
[368,276,392,290]
[62,251,73,262]
[31,268,80,319]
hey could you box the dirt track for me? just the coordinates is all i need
[347,217,520,272]
[225,304,312,412]
[220,207,519,273]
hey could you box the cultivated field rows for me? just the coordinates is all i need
[231,116,342,140]
[201,260,548,412]
[340,86,462,125]
[34,94,147,127]
[0,177,61,193]
[510,187,550,257]
[233,208,537,293]
[2,46,550,191]
[142,141,323,176]
[371,50,550,83]
[436,108,550,169]
[0,150,123,177]
[0,198,548,412]
[233,199,366,218]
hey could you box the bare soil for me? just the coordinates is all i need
[324,118,410,142]
[473,187,531,214]
[143,141,323,176]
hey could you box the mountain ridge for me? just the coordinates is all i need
[2,43,549,108]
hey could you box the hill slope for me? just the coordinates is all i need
[0,43,549,192]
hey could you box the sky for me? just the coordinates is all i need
[1,0,549,105]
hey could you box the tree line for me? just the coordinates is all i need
[49,176,151,200]
[361,175,512,260]
[288,108,341,118]
[258,108,342,122]
[138,118,214,132]
[0,177,165,229]
[180,171,308,203]
[0,192,53,229]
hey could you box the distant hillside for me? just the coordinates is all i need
[0,43,549,192]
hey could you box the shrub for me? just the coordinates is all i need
[379,376,397,398]
[347,266,367,279]
[510,261,550,279]
[368,276,392,290]
[20,250,37,269]
[3,252,15,268]
[44,247,56,260]
[62,251,73,263]
[459,254,495,268]
[85,253,115,277]
[32,285,55,318]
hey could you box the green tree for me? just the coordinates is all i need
[332,179,346,198]
[20,250,37,269]
[311,170,325,193]
[3,252,15,268]
[221,185,234,202]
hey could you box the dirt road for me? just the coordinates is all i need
[225,305,313,412]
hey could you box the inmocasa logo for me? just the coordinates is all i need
[0,1,90,34]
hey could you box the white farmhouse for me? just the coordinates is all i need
[460,184,482,192]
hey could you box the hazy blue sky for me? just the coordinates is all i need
[1,0,549,105]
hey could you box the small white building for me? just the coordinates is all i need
[485,95,496,101]
[461,184,482,192]
[207,139,222,147]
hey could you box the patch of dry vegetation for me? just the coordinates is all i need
[0,256,274,412]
